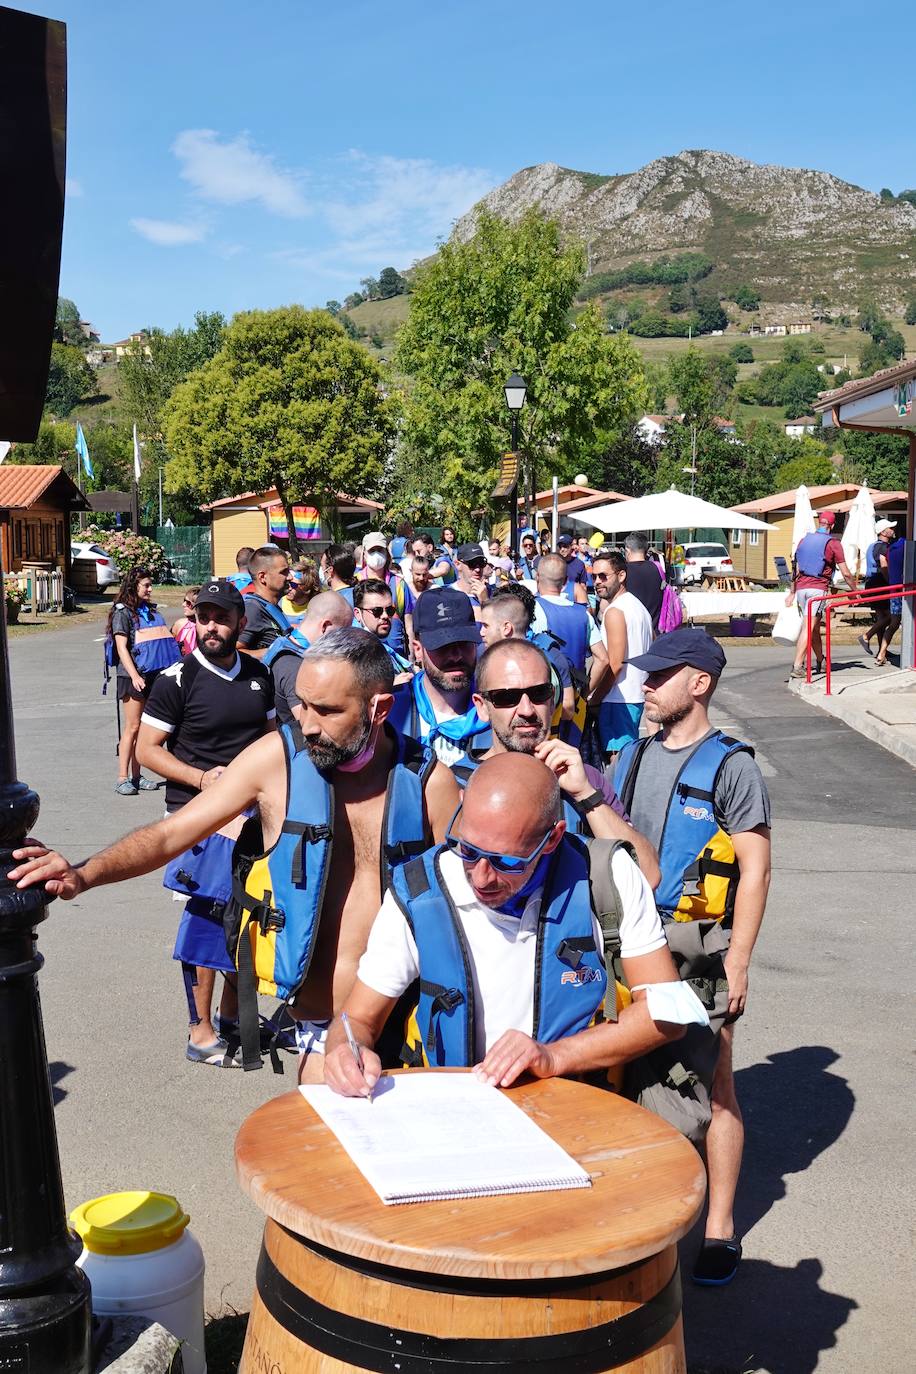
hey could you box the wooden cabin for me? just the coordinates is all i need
[0,464,89,578]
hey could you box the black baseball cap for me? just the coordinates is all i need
[414,587,481,649]
[457,542,487,565]
[195,579,246,616]
[627,627,726,677]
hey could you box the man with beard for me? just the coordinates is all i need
[135,579,276,1064]
[611,629,771,1286]
[469,639,659,886]
[13,628,459,1081]
[390,587,488,769]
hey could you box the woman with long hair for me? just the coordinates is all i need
[106,567,181,794]
[171,587,199,655]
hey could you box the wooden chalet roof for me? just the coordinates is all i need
[0,464,89,511]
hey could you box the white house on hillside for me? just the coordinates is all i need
[784,416,818,437]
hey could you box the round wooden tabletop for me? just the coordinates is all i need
[235,1074,706,1281]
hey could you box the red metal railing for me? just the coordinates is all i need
[803,583,916,694]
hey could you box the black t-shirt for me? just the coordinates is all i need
[238,595,287,651]
[270,646,305,726]
[141,649,275,809]
[624,560,663,627]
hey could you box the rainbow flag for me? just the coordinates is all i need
[267,504,323,541]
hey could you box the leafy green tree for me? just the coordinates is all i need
[879,188,895,201]
[44,342,96,417]
[859,338,895,375]
[729,342,754,363]
[808,337,826,356]
[378,267,407,298]
[857,296,885,334]
[359,276,380,301]
[643,360,670,412]
[775,451,836,489]
[394,210,647,522]
[325,300,342,316]
[119,311,226,444]
[55,297,85,346]
[898,190,916,208]
[905,297,916,327]
[733,284,760,311]
[838,430,910,489]
[692,294,728,333]
[344,292,365,311]
[667,348,735,422]
[163,307,396,556]
[337,311,364,340]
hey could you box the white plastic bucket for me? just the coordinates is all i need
[71,1191,206,1374]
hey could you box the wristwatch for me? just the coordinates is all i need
[576,789,606,813]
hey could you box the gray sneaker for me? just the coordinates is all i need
[115,780,138,795]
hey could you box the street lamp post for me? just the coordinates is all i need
[504,372,527,556]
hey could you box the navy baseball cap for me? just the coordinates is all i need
[414,587,481,649]
[556,534,573,547]
[195,579,245,615]
[627,627,726,677]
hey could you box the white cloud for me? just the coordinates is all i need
[130,217,208,246]
[65,177,83,198]
[173,129,308,218]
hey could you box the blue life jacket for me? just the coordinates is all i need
[535,596,589,672]
[104,604,181,675]
[262,627,311,669]
[794,531,833,579]
[392,835,608,1067]
[615,731,752,922]
[227,572,253,593]
[226,722,436,1069]
[246,594,291,634]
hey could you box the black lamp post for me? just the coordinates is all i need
[0,8,92,1371]
[504,372,527,556]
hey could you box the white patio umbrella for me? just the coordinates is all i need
[840,486,877,581]
[790,485,816,554]
[565,485,770,533]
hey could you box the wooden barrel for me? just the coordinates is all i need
[236,1075,706,1374]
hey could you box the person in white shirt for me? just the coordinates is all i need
[324,754,708,1097]
[588,550,653,755]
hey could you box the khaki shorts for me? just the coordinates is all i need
[796,587,829,620]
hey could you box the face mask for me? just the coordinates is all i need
[365,551,387,571]
[336,699,380,773]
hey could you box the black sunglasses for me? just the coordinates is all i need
[361,604,393,619]
[480,682,554,708]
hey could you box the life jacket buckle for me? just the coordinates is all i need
[433,988,464,1014]
[556,939,582,970]
[251,902,284,936]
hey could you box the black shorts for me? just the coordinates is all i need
[115,670,159,703]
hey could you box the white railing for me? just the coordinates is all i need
[9,568,65,615]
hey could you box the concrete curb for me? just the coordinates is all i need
[787,674,916,769]
[96,1316,184,1372]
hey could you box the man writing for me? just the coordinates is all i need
[12,629,459,1082]
[790,510,857,678]
[263,590,353,725]
[238,545,292,656]
[611,628,771,1286]
[137,579,276,1065]
[587,550,653,756]
[323,755,707,1095]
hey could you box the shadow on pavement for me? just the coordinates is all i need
[685,1257,857,1373]
[49,1059,75,1106]
[684,1047,857,1372]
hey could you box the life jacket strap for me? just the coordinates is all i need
[418,979,464,1052]
[402,856,431,900]
[555,936,596,970]
[681,848,740,898]
[400,1039,424,1068]
[281,820,333,886]
[384,838,429,866]
[236,924,265,1073]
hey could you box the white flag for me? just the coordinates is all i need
[132,424,142,482]
[0,442,10,464]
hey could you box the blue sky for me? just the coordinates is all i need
[24,0,914,340]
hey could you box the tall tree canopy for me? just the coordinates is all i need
[393,210,647,521]
[162,306,396,554]
[44,342,96,417]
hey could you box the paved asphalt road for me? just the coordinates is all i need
[7,614,915,1373]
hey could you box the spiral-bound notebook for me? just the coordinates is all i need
[299,1072,591,1205]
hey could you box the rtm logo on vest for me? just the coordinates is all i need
[684,804,714,823]
[560,967,602,986]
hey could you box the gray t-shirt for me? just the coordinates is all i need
[609,730,771,852]
[269,649,303,725]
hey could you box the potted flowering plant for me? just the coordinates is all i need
[4,580,24,624]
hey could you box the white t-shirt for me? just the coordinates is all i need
[357,847,667,1061]
[601,590,654,705]
[415,713,471,769]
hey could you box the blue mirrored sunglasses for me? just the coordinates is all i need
[444,806,556,874]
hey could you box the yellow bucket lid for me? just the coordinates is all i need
[70,1191,190,1256]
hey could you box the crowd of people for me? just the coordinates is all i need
[15,520,772,1288]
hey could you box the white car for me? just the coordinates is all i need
[678,542,734,585]
[71,541,120,588]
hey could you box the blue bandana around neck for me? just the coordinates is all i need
[413,673,486,744]
[289,627,311,653]
[494,853,552,919]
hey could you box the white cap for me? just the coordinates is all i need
[875,518,897,534]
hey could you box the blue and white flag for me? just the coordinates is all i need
[75,422,94,479]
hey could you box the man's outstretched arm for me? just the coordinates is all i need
[9,732,282,898]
